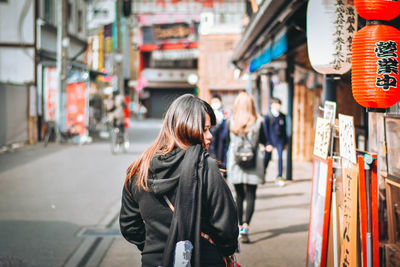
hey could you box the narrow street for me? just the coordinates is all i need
[0,119,312,267]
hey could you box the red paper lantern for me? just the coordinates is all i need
[352,24,400,108]
[354,0,400,21]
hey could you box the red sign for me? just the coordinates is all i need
[66,82,87,135]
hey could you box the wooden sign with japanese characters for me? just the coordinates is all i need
[339,159,359,267]
[314,117,331,160]
[339,114,357,164]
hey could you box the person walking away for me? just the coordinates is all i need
[120,94,239,267]
[227,92,266,243]
[263,97,288,186]
[208,94,229,172]
[107,92,126,133]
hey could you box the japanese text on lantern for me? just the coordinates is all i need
[331,0,356,69]
[375,40,398,91]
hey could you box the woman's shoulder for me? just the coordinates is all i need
[206,156,219,171]
[204,156,226,186]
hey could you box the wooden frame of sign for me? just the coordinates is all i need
[358,153,379,267]
[307,157,333,267]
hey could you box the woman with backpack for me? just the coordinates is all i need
[227,91,266,243]
[120,94,239,267]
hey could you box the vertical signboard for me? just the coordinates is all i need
[66,82,86,135]
[44,67,58,121]
[307,157,333,267]
[339,159,359,267]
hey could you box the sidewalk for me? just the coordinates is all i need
[100,160,313,267]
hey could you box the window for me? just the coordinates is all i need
[77,10,82,32]
[67,2,72,22]
[44,0,54,23]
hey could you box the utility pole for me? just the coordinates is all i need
[56,0,68,133]
[116,0,124,95]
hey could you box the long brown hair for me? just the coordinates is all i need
[125,94,216,191]
[230,91,259,135]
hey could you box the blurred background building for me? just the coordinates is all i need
[0,0,251,149]
[0,0,89,147]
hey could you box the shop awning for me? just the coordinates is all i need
[231,0,306,71]
[249,29,287,73]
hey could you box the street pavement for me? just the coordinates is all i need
[0,119,312,267]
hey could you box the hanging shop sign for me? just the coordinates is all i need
[141,68,197,83]
[133,1,245,14]
[152,49,199,61]
[153,23,191,40]
[354,0,400,21]
[307,0,358,74]
[249,29,287,73]
[141,22,199,46]
[351,1,400,108]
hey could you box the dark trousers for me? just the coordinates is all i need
[234,183,258,225]
[264,142,284,178]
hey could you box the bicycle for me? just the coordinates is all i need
[42,121,57,147]
[42,121,82,147]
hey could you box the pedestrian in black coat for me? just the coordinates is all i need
[208,94,229,171]
[263,97,288,184]
[120,94,239,267]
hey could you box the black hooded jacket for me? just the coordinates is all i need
[120,147,239,267]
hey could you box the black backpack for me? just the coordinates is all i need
[234,135,256,169]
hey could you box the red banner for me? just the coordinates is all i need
[66,82,87,135]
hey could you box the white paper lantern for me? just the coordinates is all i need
[307,0,358,75]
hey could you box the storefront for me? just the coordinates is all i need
[230,0,365,172]
[39,63,90,138]
[231,0,400,265]
[136,14,199,118]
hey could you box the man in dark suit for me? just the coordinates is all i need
[263,97,287,185]
[208,94,229,173]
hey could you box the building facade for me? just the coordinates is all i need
[0,0,89,148]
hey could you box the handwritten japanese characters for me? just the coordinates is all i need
[339,114,357,164]
[340,159,359,267]
[314,117,331,160]
[331,0,357,69]
[323,101,337,125]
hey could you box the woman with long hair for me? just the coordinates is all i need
[227,91,266,243]
[120,94,239,267]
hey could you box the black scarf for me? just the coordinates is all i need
[162,144,207,267]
